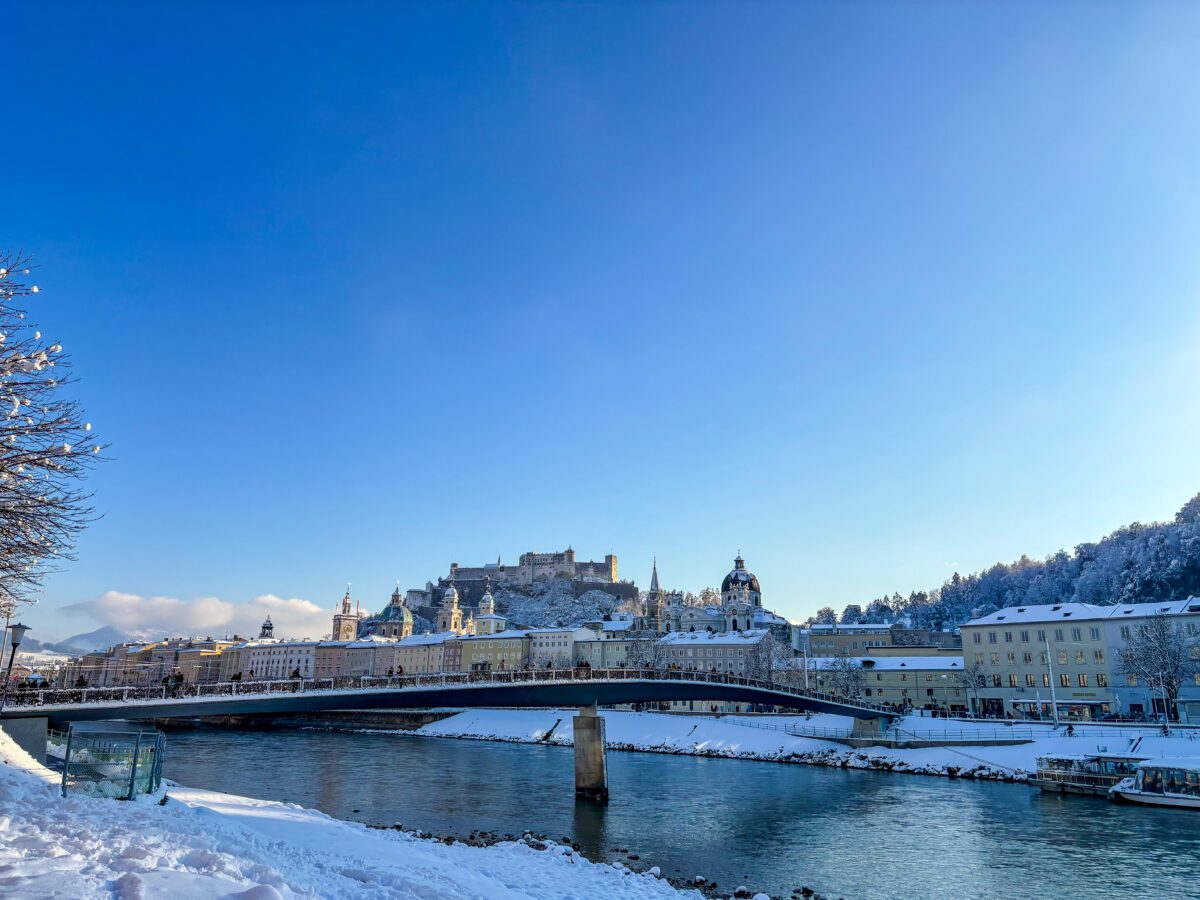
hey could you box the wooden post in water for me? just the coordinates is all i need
[573,704,608,802]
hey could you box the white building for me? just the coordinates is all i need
[527,626,593,667]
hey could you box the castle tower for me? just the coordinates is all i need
[332,584,360,641]
[259,616,274,640]
[437,582,464,634]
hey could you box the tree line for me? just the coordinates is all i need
[808,493,1200,630]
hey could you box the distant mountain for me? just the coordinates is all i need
[45,625,168,656]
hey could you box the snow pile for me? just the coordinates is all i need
[417,709,1200,782]
[0,725,697,898]
[497,579,620,628]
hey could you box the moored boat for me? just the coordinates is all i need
[1109,759,1200,809]
[1030,754,1147,797]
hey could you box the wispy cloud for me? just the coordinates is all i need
[64,590,331,640]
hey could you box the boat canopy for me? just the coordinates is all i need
[1137,758,1200,774]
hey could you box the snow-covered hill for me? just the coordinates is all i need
[495,579,626,628]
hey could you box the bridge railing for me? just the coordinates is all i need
[3,666,896,716]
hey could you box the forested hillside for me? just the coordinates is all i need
[820,493,1200,630]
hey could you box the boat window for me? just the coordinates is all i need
[1186,772,1200,797]
[1143,769,1164,794]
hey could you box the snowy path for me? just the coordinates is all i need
[0,727,697,899]
[415,709,1200,780]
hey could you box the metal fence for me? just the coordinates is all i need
[2,666,896,718]
[58,722,165,799]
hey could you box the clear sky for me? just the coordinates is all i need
[7,2,1200,641]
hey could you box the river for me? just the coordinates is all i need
[160,726,1199,899]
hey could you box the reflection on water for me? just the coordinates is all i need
[162,727,1200,900]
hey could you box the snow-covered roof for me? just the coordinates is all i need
[964,603,1108,626]
[460,630,530,642]
[346,638,398,649]
[810,623,894,632]
[659,629,768,645]
[393,633,454,648]
[965,597,1200,627]
[807,655,962,671]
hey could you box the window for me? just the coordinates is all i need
[1054,629,1064,642]
[1057,650,1068,665]
[1008,674,1018,688]
[1094,650,1104,664]
[1097,673,1108,687]
[1120,625,1131,640]
[974,653,984,665]
[1090,627,1101,640]
[1040,652,1048,665]
[991,653,1000,665]
[1037,629,1046,642]
[1060,674,1070,688]
[988,632,997,644]
[1025,674,1035,687]
[1019,630,1030,643]
[1004,632,1013,643]
[1128,675,1138,686]
[1006,652,1016,665]
[973,633,982,645]
[992,675,1002,687]
[1022,652,1033,664]
[1078,674,1089,687]
[1075,650,1086,664]
[1042,674,1051,688]
[1071,627,1082,642]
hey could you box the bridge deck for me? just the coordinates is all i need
[0,668,896,724]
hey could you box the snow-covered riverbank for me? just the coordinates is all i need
[413,709,1198,781]
[0,726,700,899]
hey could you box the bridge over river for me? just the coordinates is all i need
[0,668,896,801]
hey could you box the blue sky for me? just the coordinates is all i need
[7,2,1200,640]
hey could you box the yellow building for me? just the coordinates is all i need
[459,631,530,672]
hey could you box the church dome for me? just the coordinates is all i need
[442,584,459,606]
[721,555,760,594]
[378,603,412,624]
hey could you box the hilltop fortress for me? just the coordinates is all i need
[401,548,636,622]
[451,548,617,589]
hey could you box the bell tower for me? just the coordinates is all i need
[331,583,360,641]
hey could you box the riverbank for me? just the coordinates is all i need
[409,709,1195,781]
[0,726,703,898]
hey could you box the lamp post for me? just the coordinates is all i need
[1044,639,1060,727]
[2,622,29,709]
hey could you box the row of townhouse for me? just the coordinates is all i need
[961,598,1200,721]
[57,637,242,687]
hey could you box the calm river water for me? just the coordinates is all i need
[161,727,1199,900]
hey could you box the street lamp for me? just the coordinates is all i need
[2,622,29,708]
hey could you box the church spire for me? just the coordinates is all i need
[650,557,660,593]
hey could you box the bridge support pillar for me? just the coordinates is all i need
[573,704,608,803]
[852,717,883,739]
[1,717,48,762]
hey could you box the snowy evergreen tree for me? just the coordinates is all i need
[812,606,837,625]
[839,603,864,625]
